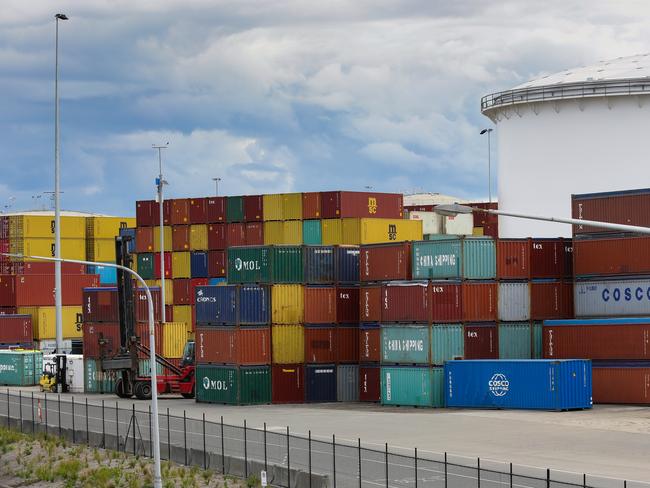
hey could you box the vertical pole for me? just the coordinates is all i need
[5,389,8,428]
[19,391,22,432]
[384,443,388,488]
[202,413,207,470]
[444,452,448,488]
[333,434,337,488]
[264,422,268,471]
[71,397,75,443]
[244,419,248,478]
[510,463,513,488]
[308,431,312,488]
[115,401,119,452]
[477,457,480,488]
[546,469,550,488]
[31,392,35,434]
[358,438,362,488]
[414,448,418,488]
[286,426,291,488]
[133,404,137,456]
[149,405,152,458]
[583,474,586,488]
[53,15,64,362]
[183,410,187,465]
[58,394,61,438]
[487,129,492,203]
[101,400,105,448]
[220,416,225,474]
[45,393,48,436]
[167,408,171,461]
[156,145,167,323]
[85,398,89,446]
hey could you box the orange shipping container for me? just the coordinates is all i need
[304,286,336,324]
[304,325,336,363]
[195,327,271,365]
[592,364,650,404]
[136,227,154,253]
[359,285,381,323]
[462,281,497,322]
[172,226,191,251]
[171,199,191,225]
[302,192,321,219]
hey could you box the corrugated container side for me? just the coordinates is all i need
[208,251,226,277]
[304,325,336,363]
[430,281,463,323]
[136,226,155,253]
[462,281,498,322]
[532,322,543,359]
[464,323,498,359]
[282,193,303,221]
[463,238,496,279]
[304,286,336,324]
[226,196,245,223]
[82,287,118,322]
[352,218,421,245]
[412,239,462,279]
[153,252,172,280]
[305,364,337,403]
[196,365,271,405]
[498,282,531,321]
[359,324,381,362]
[360,243,411,282]
[245,222,264,246]
[18,305,83,338]
[136,200,155,227]
[321,219,343,245]
[302,220,322,245]
[271,324,305,363]
[336,246,360,283]
[189,197,207,224]
[196,327,271,365]
[272,284,304,324]
[302,192,321,220]
[227,247,271,284]
[360,285,381,323]
[207,224,227,250]
[206,197,226,223]
[337,325,360,363]
[82,322,121,359]
[499,322,532,359]
[190,251,209,278]
[321,191,403,219]
[227,223,246,247]
[574,278,650,318]
[382,282,429,323]
[262,194,284,221]
[381,325,430,364]
[531,281,573,320]
[531,238,566,278]
[572,189,650,235]
[153,226,172,253]
[172,252,191,279]
[84,359,117,393]
[359,365,381,402]
[152,200,172,226]
[381,366,441,407]
[173,305,193,331]
[135,322,164,359]
[0,315,32,345]
[189,224,209,250]
[244,195,264,222]
[272,364,304,404]
[496,239,530,279]
[430,324,464,365]
[263,221,284,245]
[194,285,237,326]
[592,362,650,404]
[240,284,271,325]
[336,286,359,323]
[171,199,191,225]
[272,246,303,283]
[162,322,188,358]
[337,364,359,402]
[303,246,336,284]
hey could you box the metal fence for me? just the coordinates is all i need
[0,390,647,488]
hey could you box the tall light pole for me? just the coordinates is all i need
[153,143,168,323]
[480,128,493,203]
[54,13,69,366]
[212,177,221,196]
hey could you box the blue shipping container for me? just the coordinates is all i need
[87,264,118,285]
[195,285,237,325]
[336,246,360,283]
[303,246,336,284]
[191,251,209,278]
[119,228,136,254]
[445,360,592,411]
[208,277,227,286]
[239,285,271,325]
[305,364,337,403]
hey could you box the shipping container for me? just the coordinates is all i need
[430,324,464,365]
[227,223,246,247]
[170,199,190,225]
[162,322,188,358]
[303,246,336,284]
[337,325,360,363]
[137,253,155,280]
[240,284,271,325]
[412,239,461,279]
[530,238,567,278]
[206,197,226,223]
[245,222,264,246]
[462,281,498,322]
[82,322,121,359]
[10,237,86,262]
[341,218,422,245]
[195,327,271,364]
[244,195,264,222]
[359,324,381,363]
[195,285,237,326]
[153,252,172,280]
[171,251,191,279]
[305,364,337,403]
[304,286,336,324]
[302,220,322,245]
[574,278,650,318]
[464,323,498,359]
[359,285,381,323]
[304,325,336,363]
[462,238,496,279]
[227,247,271,284]
[208,251,226,277]
[321,219,343,245]
[498,282,530,322]
[592,361,650,404]
[381,366,443,407]
[86,238,117,262]
[360,243,411,282]
[499,322,532,359]
[226,196,245,223]
[359,365,380,402]
[572,188,650,235]
[13,262,86,275]
[271,246,303,283]
[82,287,119,323]
[336,286,359,323]
[86,264,118,285]
[430,281,463,323]
[0,315,32,346]
[336,246,360,283]
[173,279,192,305]
[444,359,592,410]
[272,285,304,324]
[272,364,304,404]
[443,214,474,236]
[207,223,227,250]
[302,192,321,220]
[196,365,271,404]
[84,358,117,393]
[321,191,403,219]
[337,364,359,402]
[532,322,543,359]
[574,236,650,277]
[190,251,209,278]
[496,239,530,280]
[189,225,208,250]
[0,274,100,308]
[381,282,429,323]
[189,197,207,224]
[86,216,135,240]
[408,211,442,235]
[134,286,162,323]
[381,325,430,364]
[136,200,155,227]
[271,324,305,363]
[543,318,650,360]
[9,215,85,239]
[153,226,172,253]
[135,322,164,358]
[282,193,303,221]
[530,280,573,320]
[0,350,42,386]
[173,305,193,330]
[264,221,302,246]
[152,200,172,226]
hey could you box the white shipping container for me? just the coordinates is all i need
[575,279,650,317]
[42,354,85,393]
[498,282,531,321]
[443,214,473,236]
[408,211,442,235]
[35,339,74,355]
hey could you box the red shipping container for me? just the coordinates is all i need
[531,238,566,278]
[563,241,573,278]
[320,191,403,219]
[165,305,173,321]
[244,195,264,222]
[359,365,380,402]
[496,239,530,280]
[0,274,100,307]
[530,281,573,320]
[153,252,172,279]
[206,197,226,223]
[207,224,227,250]
[136,200,155,227]
[82,322,121,359]
[359,285,381,323]
[0,307,17,315]
[359,325,380,362]
[304,287,336,324]
[482,223,499,240]
[152,200,172,226]
[302,192,321,219]
[0,315,32,345]
[0,217,8,239]
[227,223,246,247]
[592,364,650,404]
[173,279,192,305]
[189,197,207,224]
[12,262,85,275]
[574,236,650,277]
[337,325,359,363]
[136,227,154,253]
[572,189,650,235]
[172,226,191,251]
[360,243,411,282]
[272,364,304,404]
[430,281,462,323]
[304,326,336,363]
[464,323,498,359]
[245,223,264,246]
[462,281,497,322]
[208,251,226,277]
[467,202,499,227]
[336,286,359,323]
[196,327,271,365]
[83,288,120,322]
[171,199,191,225]
[136,322,164,358]
[135,287,162,323]
[543,321,650,360]
[381,282,429,323]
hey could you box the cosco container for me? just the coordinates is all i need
[0,315,32,345]
[336,246,360,283]
[381,325,430,364]
[359,324,381,362]
[464,323,498,359]
[303,246,336,284]
[271,325,305,363]
[195,327,271,365]
[592,361,650,404]
[272,364,304,404]
[227,247,271,284]
[305,364,337,403]
[0,350,43,386]
[360,243,411,282]
[498,282,530,321]
[499,322,533,359]
[572,188,650,235]
[430,324,464,365]
[381,282,429,323]
[302,220,322,245]
[574,278,650,318]
[430,281,462,323]
[320,191,403,219]
[359,365,380,402]
[271,285,304,324]
[337,364,359,402]
[195,286,237,325]
[381,366,443,407]
[196,365,271,405]
[445,360,592,410]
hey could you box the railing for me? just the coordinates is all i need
[1,390,648,488]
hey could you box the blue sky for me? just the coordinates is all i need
[2,1,649,216]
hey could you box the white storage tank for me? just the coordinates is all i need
[482,54,650,237]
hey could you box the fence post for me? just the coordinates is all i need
[6,389,9,428]
[220,415,225,474]
[115,402,119,452]
[264,422,268,471]
[183,410,187,466]
[287,426,291,488]
[167,408,171,461]
[444,452,448,488]
[414,448,418,488]
[358,438,362,488]
[546,469,550,488]
[333,434,337,488]
[477,457,480,488]
[58,394,61,438]
[19,391,22,432]
[101,400,105,448]
[583,474,586,488]
[72,397,75,443]
[85,399,89,446]
[385,443,388,488]
[31,392,35,434]
[510,463,513,488]
[148,405,152,458]
[244,419,248,478]
[202,413,207,470]
[44,393,48,437]
[308,431,312,488]
[132,404,137,456]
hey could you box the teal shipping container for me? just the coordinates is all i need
[381,325,430,364]
[271,246,303,283]
[138,359,164,376]
[228,246,272,283]
[0,350,42,386]
[380,366,443,407]
[137,253,155,280]
[463,238,496,279]
[196,365,271,405]
[532,322,543,359]
[84,359,117,393]
[226,196,245,222]
[499,322,532,359]
[430,324,464,365]
[412,238,495,279]
[302,220,322,245]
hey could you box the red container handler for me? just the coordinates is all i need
[189,197,207,224]
[195,327,271,365]
[244,195,264,222]
[572,188,650,236]
[136,200,155,227]
[381,282,429,323]
[573,236,650,277]
[430,281,462,323]
[360,242,411,282]
[171,198,191,225]
[530,280,573,320]
[320,191,403,219]
[82,322,121,359]
[245,222,264,246]
[304,325,336,363]
[359,365,380,402]
[272,364,304,404]
[530,238,567,278]
[359,285,381,323]
[206,197,226,223]
[208,251,226,277]
[207,224,227,250]
[172,226,191,251]
[496,239,530,280]
[302,192,321,219]
[461,281,497,322]
[336,286,359,323]
[592,361,650,404]
[359,324,381,363]
[154,252,172,279]
[227,223,246,247]
[0,315,32,346]
[136,227,154,253]
[464,323,498,359]
[304,286,336,324]
[337,325,359,363]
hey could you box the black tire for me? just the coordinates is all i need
[115,378,133,398]
[135,381,152,400]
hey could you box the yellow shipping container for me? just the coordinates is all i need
[10,238,86,262]
[17,306,83,339]
[86,238,115,262]
[9,215,86,239]
[271,284,304,324]
[321,219,343,245]
[263,221,303,245]
[263,194,283,221]
[281,193,303,221]
[154,279,174,305]
[173,305,193,331]
[153,226,172,252]
[189,224,208,250]
[86,216,136,239]
[172,252,191,278]
[271,324,304,364]
[472,227,485,236]
[340,218,423,245]
[162,322,189,358]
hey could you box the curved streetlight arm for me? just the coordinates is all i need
[0,252,163,488]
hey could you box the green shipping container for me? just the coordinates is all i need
[137,253,155,280]
[380,366,443,407]
[532,322,543,359]
[138,359,164,376]
[226,196,245,223]
[412,239,462,279]
[498,322,532,359]
[430,324,464,365]
[84,359,117,393]
[271,246,303,283]
[381,325,430,364]
[227,246,272,284]
[196,365,271,405]
[0,350,42,386]
[302,220,322,245]
[463,238,496,279]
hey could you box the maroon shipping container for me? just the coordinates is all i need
[321,191,403,219]
[382,282,429,323]
[189,197,207,224]
[0,315,32,345]
[0,217,8,239]
[272,364,304,404]
[572,189,650,235]
[359,365,380,402]
[136,200,155,227]
[337,325,359,363]
[0,274,100,307]
[574,236,650,277]
[337,287,360,323]
[206,197,226,223]
[543,321,650,360]
[173,279,192,305]
[530,238,567,278]
[134,287,162,323]
[360,243,411,282]
[165,305,174,321]
[154,252,172,279]
[464,323,498,359]
[12,262,86,275]
[244,195,264,222]
[530,281,573,320]
[462,282,497,322]
[563,241,573,278]
[136,322,164,358]
[0,307,17,315]
[496,239,530,280]
[467,202,499,227]
[172,226,191,251]
[82,322,121,359]
[302,192,321,219]
[227,223,246,247]
[359,325,380,362]
[359,285,381,323]
[195,327,271,365]
[592,364,650,404]
[430,281,462,323]
[83,288,120,323]
[245,222,264,246]
[207,224,227,250]
[208,251,226,277]
[171,199,191,225]
[152,200,172,226]
[135,227,154,253]
[304,287,336,324]
[304,325,336,363]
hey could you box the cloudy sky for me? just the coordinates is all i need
[2,1,649,216]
